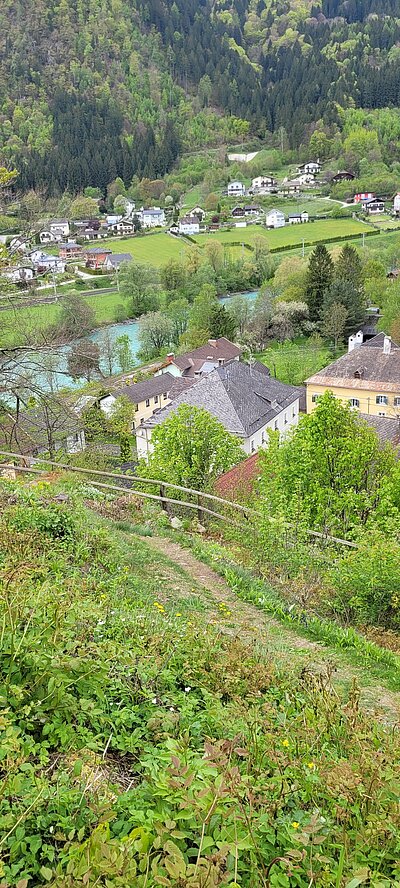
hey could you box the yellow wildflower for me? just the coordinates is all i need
[281,739,289,748]
[292,822,299,830]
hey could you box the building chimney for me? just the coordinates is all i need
[348,331,363,353]
[166,352,175,362]
[208,339,217,347]
[383,335,392,355]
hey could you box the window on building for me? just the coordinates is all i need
[376,395,388,405]
[274,420,278,431]
[349,398,360,408]
[311,394,320,403]
[145,399,150,407]
[134,403,139,412]
[378,411,386,417]
[284,413,288,424]
[163,393,168,400]
[292,405,296,417]
[154,395,159,404]
[261,431,265,444]
[394,397,400,407]
[251,440,255,452]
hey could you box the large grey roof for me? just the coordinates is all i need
[359,413,400,447]
[142,360,300,438]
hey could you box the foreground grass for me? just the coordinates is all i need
[2,478,400,886]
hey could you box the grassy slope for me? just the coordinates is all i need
[100,232,191,265]
[193,218,369,249]
[2,477,400,887]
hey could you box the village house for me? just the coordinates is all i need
[59,242,82,259]
[108,219,136,236]
[98,372,194,430]
[250,175,277,193]
[39,230,58,245]
[353,192,375,205]
[84,247,112,269]
[155,337,242,379]
[298,161,321,176]
[49,219,70,240]
[190,206,206,222]
[394,193,400,216]
[140,207,166,228]
[365,198,385,215]
[331,170,355,183]
[266,209,285,228]
[136,360,301,460]
[279,179,301,194]
[178,215,200,235]
[29,250,66,273]
[306,332,400,417]
[231,206,245,218]
[3,265,34,284]
[387,268,400,280]
[244,205,261,216]
[288,212,309,224]
[104,253,132,271]
[227,181,246,197]
[9,236,28,253]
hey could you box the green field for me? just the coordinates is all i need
[193,218,370,250]
[100,232,191,265]
[0,291,125,347]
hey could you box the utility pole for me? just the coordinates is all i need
[116,264,120,293]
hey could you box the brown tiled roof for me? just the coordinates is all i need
[167,338,242,377]
[215,453,260,499]
[306,334,400,393]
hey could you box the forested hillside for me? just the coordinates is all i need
[1,0,400,192]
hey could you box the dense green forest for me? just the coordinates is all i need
[1,0,400,193]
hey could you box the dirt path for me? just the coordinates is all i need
[145,535,400,723]
[147,535,317,650]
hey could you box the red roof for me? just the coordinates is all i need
[215,453,260,500]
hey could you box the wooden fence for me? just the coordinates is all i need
[0,450,358,549]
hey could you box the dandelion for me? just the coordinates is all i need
[176,612,182,617]
[281,739,289,748]
[307,762,315,770]
[291,822,299,830]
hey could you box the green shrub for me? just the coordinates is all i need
[6,502,76,539]
[330,534,400,628]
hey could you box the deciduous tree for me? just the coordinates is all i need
[138,403,244,490]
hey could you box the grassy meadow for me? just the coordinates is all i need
[193,217,370,251]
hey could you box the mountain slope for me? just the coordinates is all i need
[0,0,400,191]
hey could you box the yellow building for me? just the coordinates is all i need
[99,372,194,430]
[306,333,400,418]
